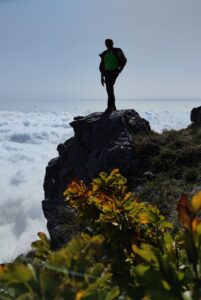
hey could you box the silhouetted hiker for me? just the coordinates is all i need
[99,39,127,113]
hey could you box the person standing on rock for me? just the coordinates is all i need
[99,39,127,113]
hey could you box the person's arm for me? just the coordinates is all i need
[101,74,105,86]
[99,53,105,86]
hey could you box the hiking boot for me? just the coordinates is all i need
[104,106,117,113]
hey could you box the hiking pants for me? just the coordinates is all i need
[104,70,119,108]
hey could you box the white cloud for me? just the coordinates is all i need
[0,110,76,263]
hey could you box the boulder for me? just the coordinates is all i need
[42,109,151,249]
[190,106,201,124]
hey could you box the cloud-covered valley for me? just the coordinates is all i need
[0,110,75,262]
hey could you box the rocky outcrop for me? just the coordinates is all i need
[191,106,201,124]
[43,109,150,201]
[42,109,151,249]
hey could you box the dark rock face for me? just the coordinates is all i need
[42,109,151,249]
[191,106,201,124]
[42,201,79,249]
[44,109,151,200]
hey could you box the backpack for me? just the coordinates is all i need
[112,48,127,71]
[99,48,127,74]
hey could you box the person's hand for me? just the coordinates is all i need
[101,75,105,86]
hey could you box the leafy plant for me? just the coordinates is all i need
[0,233,119,300]
[1,169,201,300]
[64,169,172,248]
[63,169,172,295]
[133,191,201,300]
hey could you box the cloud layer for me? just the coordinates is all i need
[0,110,74,262]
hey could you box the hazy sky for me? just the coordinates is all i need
[0,0,201,100]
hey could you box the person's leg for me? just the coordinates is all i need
[106,80,115,109]
[105,72,118,110]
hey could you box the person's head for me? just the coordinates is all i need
[105,39,114,49]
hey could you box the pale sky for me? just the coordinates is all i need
[0,0,201,100]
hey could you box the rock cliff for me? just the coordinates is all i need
[43,109,150,200]
[42,109,150,248]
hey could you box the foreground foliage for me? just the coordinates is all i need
[1,170,201,299]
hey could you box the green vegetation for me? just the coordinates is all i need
[130,125,201,222]
[1,169,201,300]
[132,125,201,178]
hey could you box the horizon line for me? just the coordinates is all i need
[0,97,201,101]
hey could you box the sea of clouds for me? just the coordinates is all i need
[0,99,197,262]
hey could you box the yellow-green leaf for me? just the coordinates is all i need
[0,262,33,283]
[191,191,201,213]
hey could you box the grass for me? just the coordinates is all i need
[129,124,201,222]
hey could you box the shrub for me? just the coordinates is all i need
[1,170,201,300]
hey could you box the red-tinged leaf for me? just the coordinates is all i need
[0,264,7,272]
[96,192,108,204]
[64,180,87,197]
[38,232,49,242]
[177,194,193,230]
